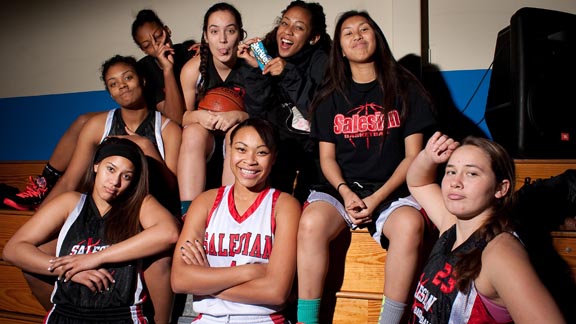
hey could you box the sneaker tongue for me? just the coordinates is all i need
[35,176,47,188]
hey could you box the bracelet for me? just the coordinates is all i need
[336,182,347,192]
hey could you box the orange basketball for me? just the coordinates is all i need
[198,87,245,112]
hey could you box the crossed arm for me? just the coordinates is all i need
[4,192,179,293]
[171,189,300,305]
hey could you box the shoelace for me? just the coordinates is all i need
[16,177,47,198]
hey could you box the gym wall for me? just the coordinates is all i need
[0,0,574,160]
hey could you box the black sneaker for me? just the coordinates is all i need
[3,176,50,211]
[0,183,19,208]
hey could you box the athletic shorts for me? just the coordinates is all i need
[306,191,422,248]
[45,304,146,324]
[192,313,287,324]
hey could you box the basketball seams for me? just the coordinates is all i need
[198,87,244,112]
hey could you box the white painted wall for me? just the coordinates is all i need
[3,0,574,98]
[0,0,420,98]
[428,0,576,70]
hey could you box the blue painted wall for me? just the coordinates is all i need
[0,69,492,161]
[441,69,492,137]
[0,91,116,161]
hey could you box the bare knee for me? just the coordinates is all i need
[298,208,322,241]
[181,124,212,154]
[69,112,98,133]
[76,112,97,126]
[385,207,425,247]
[298,203,344,243]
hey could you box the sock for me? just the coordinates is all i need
[42,163,63,188]
[180,200,192,218]
[297,298,320,324]
[378,296,406,324]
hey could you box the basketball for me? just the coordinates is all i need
[198,87,245,112]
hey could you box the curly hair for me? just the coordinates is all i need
[131,9,165,46]
[230,118,279,157]
[262,0,332,56]
[100,55,145,91]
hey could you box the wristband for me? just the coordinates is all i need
[336,182,347,192]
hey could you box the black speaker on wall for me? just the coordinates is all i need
[485,7,576,158]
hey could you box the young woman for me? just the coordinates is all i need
[295,11,436,324]
[406,132,565,324]
[239,0,331,203]
[45,55,181,213]
[171,118,301,323]
[4,10,191,211]
[132,8,196,125]
[21,55,181,323]
[178,2,269,217]
[3,138,180,324]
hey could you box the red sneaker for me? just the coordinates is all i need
[3,176,49,211]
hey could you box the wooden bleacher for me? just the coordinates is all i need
[0,160,575,324]
[327,159,576,323]
[0,161,46,323]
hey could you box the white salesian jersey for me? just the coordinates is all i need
[193,185,283,316]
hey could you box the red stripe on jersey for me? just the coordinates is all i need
[227,185,271,223]
[206,187,226,227]
[270,189,281,233]
[270,312,286,324]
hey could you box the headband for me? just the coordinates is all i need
[95,142,142,171]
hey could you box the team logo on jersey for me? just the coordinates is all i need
[204,232,273,260]
[411,262,458,324]
[414,273,438,312]
[69,237,109,255]
[333,102,400,147]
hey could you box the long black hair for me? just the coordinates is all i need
[197,2,245,100]
[80,137,149,244]
[312,11,430,136]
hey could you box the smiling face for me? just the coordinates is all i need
[104,62,145,109]
[339,15,376,64]
[134,21,171,57]
[441,145,507,221]
[229,126,275,191]
[276,6,314,58]
[93,155,135,203]
[204,9,241,65]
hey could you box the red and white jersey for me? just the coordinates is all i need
[194,185,283,317]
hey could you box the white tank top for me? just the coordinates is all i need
[193,185,283,316]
